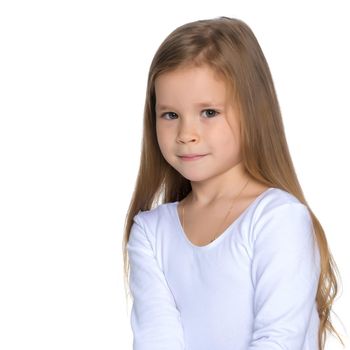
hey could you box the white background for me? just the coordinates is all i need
[0,0,349,349]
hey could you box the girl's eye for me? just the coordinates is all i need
[202,109,219,118]
[161,112,178,120]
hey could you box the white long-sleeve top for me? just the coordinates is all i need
[127,187,321,350]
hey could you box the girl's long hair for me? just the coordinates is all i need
[122,17,343,349]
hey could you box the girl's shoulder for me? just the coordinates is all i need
[131,201,178,245]
[250,187,311,228]
[132,199,177,226]
[256,187,303,208]
[233,185,303,219]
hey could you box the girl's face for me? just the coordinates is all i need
[155,64,242,182]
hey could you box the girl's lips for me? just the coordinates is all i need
[179,154,206,161]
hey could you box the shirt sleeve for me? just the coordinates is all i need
[127,213,185,350]
[248,202,321,349]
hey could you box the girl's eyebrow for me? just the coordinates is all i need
[156,102,225,112]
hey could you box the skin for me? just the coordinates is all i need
[154,64,267,244]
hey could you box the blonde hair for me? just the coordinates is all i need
[122,17,343,349]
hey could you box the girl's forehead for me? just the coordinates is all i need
[155,63,225,84]
[154,64,234,104]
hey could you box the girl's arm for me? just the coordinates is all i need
[127,214,185,350]
[249,202,321,349]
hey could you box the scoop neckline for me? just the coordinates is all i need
[172,187,276,250]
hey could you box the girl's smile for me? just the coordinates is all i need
[178,154,208,161]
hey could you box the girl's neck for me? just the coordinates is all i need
[187,163,251,207]
[185,178,269,212]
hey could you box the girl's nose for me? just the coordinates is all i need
[176,119,199,144]
[177,135,198,144]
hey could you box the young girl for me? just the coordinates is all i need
[122,17,343,350]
